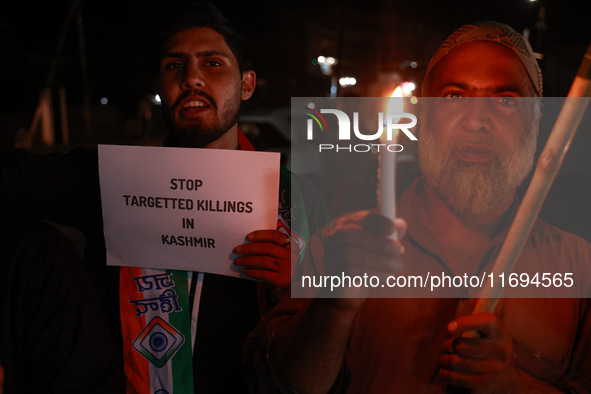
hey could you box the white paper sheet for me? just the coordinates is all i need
[98,144,280,278]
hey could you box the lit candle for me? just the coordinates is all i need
[378,88,403,240]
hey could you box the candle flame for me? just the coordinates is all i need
[391,86,403,98]
[381,86,404,142]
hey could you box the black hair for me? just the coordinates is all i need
[151,1,252,76]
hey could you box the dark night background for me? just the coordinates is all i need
[1,0,589,143]
[1,0,590,239]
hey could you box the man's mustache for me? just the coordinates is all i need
[172,90,218,112]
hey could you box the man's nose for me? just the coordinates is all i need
[461,98,493,132]
[182,62,205,89]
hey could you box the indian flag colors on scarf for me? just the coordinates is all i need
[120,267,193,394]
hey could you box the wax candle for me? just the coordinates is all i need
[378,133,397,240]
[377,89,403,240]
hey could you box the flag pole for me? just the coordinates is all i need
[473,42,591,315]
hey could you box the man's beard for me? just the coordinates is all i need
[418,122,536,216]
[162,94,241,148]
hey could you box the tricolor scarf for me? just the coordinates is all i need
[119,131,309,393]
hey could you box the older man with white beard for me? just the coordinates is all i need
[246,22,591,393]
[418,92,538,219]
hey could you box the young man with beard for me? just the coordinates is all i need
[0,3,327,393]
[246,22,591,393]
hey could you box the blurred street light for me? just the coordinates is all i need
[317,55,339,97]
[339,77,357,87]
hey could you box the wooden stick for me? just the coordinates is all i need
[473,43,591,315]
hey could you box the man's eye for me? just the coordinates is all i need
[206,60,222,67]
[443,92,463,100]
[498,97,516,106]
[165,62,184,70]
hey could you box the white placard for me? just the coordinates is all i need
[98,144,280,278]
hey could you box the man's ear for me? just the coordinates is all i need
[241,70,256,101]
